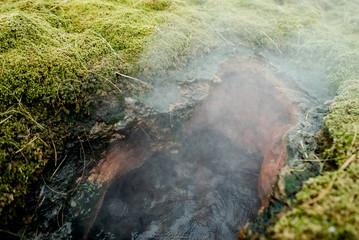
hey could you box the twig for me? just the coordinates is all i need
[50,155,67,180]
[32,186,45,218]
[300,141,309,159]
[115,72,153,90]
[79,137,86,180]
[0,55,5,79]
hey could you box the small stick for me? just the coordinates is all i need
[300,141,308,159]
[79,137,86,180]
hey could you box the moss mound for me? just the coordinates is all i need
[0,0,220,229]
[0,0,176,227]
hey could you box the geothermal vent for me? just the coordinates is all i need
[87,55,296,239]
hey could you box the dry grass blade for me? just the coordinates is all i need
[0,115,12,125]
[350,124,357,154]
[16,137,38,154]
[88,71,123,94]
[50,155,67,180]
[261,31,283,55]
[18,103,45,130]
[41,174,67,196]
[304,173,336,206]
[276,87,319,104]
[0,55,5,80]
[0,229,27,239]
[90,30,125,62]
[339,154,356,171]
[214,29,236,47]
[115,72,153,90]
[305,154,356,205]
[50,135,58,166]
[48,0,68,11]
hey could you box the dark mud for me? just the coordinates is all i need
[88,129,262,240]
[87,55,296,239]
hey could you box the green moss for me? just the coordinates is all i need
[0,0,173,226]
[264,0,359,238]
[271,166,359,239]
[142,0,173,11]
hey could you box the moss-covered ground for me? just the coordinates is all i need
[0,0,211,227]
[1,0,359,238]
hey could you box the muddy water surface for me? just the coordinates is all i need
[87,56,296,240]
[89,129,261,239]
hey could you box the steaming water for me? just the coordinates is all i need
[88,128,262,240]
[87,54,297,240]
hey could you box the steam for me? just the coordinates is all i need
[88,0,345,239]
